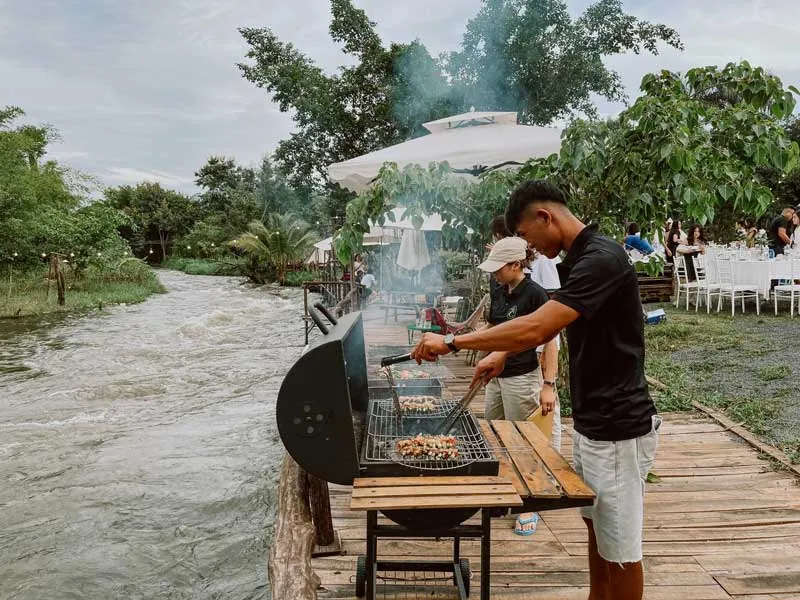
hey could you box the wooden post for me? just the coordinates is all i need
[307,474,335,547]
[268,454,320,600]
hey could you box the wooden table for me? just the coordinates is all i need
[478,418,596,513]
[351,476,521,600]
[348,420,595,599]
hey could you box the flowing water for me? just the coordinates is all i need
[0,271,307,599]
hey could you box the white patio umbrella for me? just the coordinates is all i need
[396,229,431,272]
[328,110,563,192]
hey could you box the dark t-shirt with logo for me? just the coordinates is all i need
[552,224,656,442]
[487,277,549,377]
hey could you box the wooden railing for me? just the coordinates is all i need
[302,281,362,344]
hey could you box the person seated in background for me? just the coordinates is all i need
[624,222,655,255]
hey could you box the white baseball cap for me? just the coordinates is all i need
[478,237,528,273]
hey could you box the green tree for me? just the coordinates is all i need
[231,214,317,283]
[238,0,456,187]
[444,0,683,124]
[106,182,199,260]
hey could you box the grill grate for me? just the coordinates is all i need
[364,398,495,471]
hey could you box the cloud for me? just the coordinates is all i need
[3,0,799,196]
[105,167,196,188]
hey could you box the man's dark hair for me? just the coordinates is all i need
[505,180,567,233]
[490,215,511,239]
[627,222,640,236]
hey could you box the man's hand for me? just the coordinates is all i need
[471,352,507,386]
[411,333,450,364]
[485,242,495,252]
[540,385,556,416]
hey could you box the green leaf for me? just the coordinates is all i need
[646,472,661,483]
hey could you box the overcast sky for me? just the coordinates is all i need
[3,0,799,195]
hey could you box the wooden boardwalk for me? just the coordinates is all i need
[312,308,800,599]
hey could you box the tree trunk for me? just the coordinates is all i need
[307,475,334,547]
[268,455,319,600]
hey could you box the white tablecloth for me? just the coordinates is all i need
[731,260,794,299]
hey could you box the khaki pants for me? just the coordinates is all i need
[484,368,543,422]
[484,366,562,451]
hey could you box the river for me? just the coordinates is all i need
[0,271,307,599]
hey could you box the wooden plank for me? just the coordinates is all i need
[350,492,522,511]
[693,401,800,479]
[491,419,561,499]
[351,483,517,498]
[478,418,530,497]
[353,475,508,487]
[514,421,595,500]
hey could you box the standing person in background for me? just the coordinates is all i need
[624,223,655,255]
[768,207,795,256]
[665,220,685,264]
[678,225,706,281]
[476,236,559,537]
[791,211,800,249]
[528,247,562,451]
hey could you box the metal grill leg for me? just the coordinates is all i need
[481,510,491,600]
[366,511,378,600]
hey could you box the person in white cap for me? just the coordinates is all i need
[477,236,559,536]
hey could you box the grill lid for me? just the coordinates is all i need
[276,311,367,485]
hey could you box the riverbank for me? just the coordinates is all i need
[162,257,320,287]
[0,261,164,319]
[644,305,799,463]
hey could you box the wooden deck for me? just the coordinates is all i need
[312,307,800,599]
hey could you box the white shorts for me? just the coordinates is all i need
[572,415,662,564]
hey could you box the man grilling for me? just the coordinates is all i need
[411,180,661,600]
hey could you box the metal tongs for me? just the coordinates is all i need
[434,378,486,435]
[382,364,404,433]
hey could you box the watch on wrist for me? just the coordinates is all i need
[543,379,556,387]
[443,333,459,353]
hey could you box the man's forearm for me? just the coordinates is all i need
[456,313,552,353]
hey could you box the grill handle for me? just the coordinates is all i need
[307,306,330,336]
[313,302,338,326]
[380,353,413,368]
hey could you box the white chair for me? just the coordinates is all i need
[692,255,722,313]
[716,258,760,315]
[674,255,701,310]
[773,258,799,317]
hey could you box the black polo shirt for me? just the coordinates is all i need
[552,224,656,441]
[768,215,790,252]
[488,277,549,378]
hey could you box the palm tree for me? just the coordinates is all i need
[231,214,317,283]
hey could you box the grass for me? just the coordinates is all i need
[643,305,800,463]
[0,262,164,319]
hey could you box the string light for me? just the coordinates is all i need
[12,252,17,258]
[97,252,102,257]
[186,245,191,250]
[149,248,154,254]
[41,252,47,258]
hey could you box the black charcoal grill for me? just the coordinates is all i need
[277,308,499,528]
